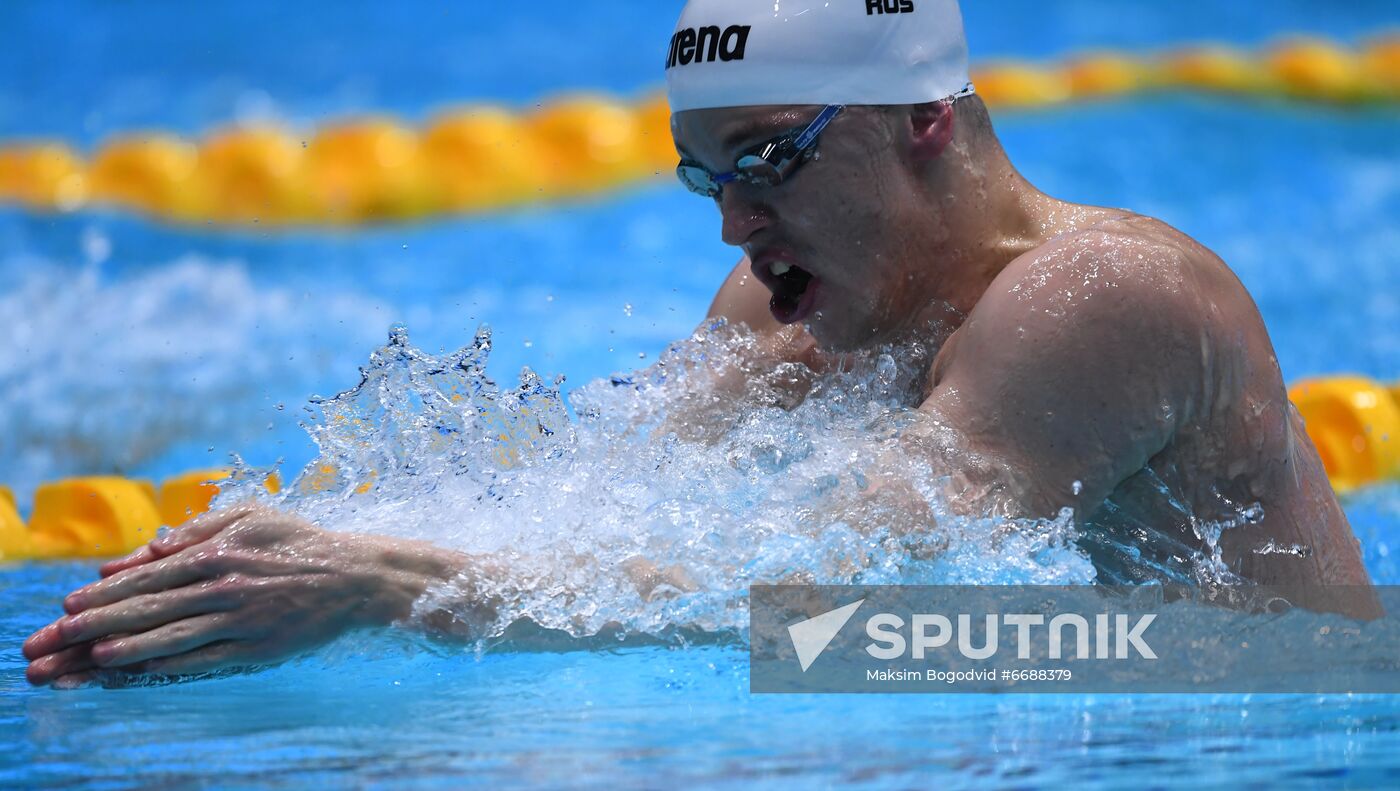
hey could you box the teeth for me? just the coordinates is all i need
[770,261,791,276]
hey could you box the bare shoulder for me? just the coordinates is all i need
[949,213,1248,371]
[996,216,1203,321]
[922,213,1249,513]
[943,218,1158,370]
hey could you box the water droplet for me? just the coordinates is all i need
[875,354,897,387]
[276,403,285,411]
[638,352,647,359]
[546,294,555,303]
[623,303,633,317]
[524,340,534,348]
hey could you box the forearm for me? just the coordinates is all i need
[356,533,706,642]
[355,534,504,641]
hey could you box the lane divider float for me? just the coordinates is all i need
[1289,376,1400,495]
[0,470,280,563]
[0,34,1396,226]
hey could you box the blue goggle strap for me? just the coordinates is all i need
[793,104,844,151]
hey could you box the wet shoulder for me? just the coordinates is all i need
[1055,214,1267,356]
[1020,214,1210,299]
[966,213,1213,350]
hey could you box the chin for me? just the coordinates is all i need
[804,319,865,354]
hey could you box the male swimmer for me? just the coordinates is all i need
[24,0,1375,687]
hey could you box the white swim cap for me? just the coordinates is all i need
[665,0,971,112]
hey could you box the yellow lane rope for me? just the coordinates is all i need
[0,34,1397,226]
[1,375,1397,563]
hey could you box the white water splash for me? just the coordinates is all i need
[210,321,1100,643]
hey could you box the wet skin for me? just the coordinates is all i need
[22,97,1378,686]
[690,100,1375,611]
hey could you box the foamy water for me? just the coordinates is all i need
[208,322,1110,643]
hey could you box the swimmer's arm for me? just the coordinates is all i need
[357,549,696,640]
[918,240,1199,519]
[18,509,491,686]
[22,508,694,685]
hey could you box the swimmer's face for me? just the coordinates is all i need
[673,104,951,350]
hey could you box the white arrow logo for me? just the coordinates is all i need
[787,599,865,672]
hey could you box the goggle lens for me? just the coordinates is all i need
[676,163,721,198]
[674,104,844,199]
[735,155,783,186]
[676,154,788,197]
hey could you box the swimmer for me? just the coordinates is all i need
[23,0,1377,687]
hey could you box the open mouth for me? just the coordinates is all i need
[764,260,819,325]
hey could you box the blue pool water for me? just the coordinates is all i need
[3,1,1400,788]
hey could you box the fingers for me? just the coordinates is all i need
[90,613,236,668]
[28,583,233,659]
[98,503,260,578]
[27,583,245,686]
[36,639,255,688]
[65,550,216,615]
[154,503,260,555]
[22,621,65,661]
[138,640,252,676]
[98,546,160,578]
[26,642,98,686]
[52,642,256,687]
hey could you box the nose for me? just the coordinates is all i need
[717,185,773,248]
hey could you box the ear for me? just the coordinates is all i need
[907,100,956,162]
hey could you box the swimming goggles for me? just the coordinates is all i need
[675,104,845,199]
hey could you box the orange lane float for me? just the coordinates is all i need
[0,488,27,563]
[0,143,87,212]
[87,134,204,221]
[156,469,233,529]
[26,477,162,559]
[198,126,310,222]
[304,117,434,223]
[2,35,1398,227]
[421,108,551,211]
[1289,376,1400,494]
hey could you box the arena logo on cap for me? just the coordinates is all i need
[665,24,752,70]
[866,0,916,14]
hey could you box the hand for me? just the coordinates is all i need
[23,504,412,687]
